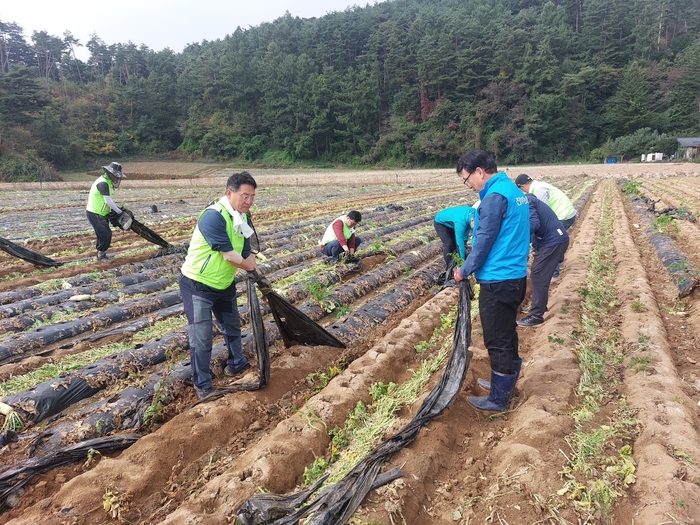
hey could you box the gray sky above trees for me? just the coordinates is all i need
[3,0,382,60]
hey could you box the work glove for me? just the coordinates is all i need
[248,269,273,295]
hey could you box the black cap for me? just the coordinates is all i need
[514,174,532,187]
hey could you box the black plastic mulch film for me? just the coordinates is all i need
[129,218,171,248]
[620,181,699,297]
[236,280,474,525]
[0,434,140,510]
[0,237,63,267]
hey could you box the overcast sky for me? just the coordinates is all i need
[2,0,383,60]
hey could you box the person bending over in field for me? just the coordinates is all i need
[85,162,132,261]
[319,210,363,263]
[515,193,570,327]
[453,149,530,413]
[433,203,477,275]
[179,171,271,401]
[514,174,576,279]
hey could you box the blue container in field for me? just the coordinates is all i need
[605,157,618,164]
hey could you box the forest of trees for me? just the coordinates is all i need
[1,0,699,181]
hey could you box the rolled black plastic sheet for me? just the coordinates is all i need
[0,237,63,267]
[236,280,474,525]
[130,218,171,248]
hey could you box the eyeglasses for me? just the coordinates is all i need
[462,172,474,185]
[240,193,255,202]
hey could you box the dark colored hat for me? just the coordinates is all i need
[514,174,532,187]
[103,162,126,179]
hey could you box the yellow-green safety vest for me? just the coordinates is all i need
[86,175,114,216]
[529,181,576,220]
[181,202,247,290]
[320,215,353,246]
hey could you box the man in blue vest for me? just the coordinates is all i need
[453,150,530,412]
[179,172,270,400]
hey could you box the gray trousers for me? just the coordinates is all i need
[179,274,248,390]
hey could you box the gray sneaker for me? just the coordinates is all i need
[193,385,213,400]
[96,251,111,261]
[224,362,251,377]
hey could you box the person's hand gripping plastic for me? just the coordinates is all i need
[247,269,273,295]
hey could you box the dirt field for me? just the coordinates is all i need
[0,162,699,525]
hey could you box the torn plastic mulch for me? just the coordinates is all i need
[624,189,699,297]
[236,280,473,525]
[0,434,140,511]
[0,237,63,267]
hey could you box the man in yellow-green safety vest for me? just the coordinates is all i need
[179,172,271,401]
[319,210,362,263]
[85,162,130,261]
[514,174,577,279]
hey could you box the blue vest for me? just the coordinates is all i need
[472,172,529,282]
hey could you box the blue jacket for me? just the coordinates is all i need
[434,206,476,258]
[527,194,569,251]
[458,172,529,282]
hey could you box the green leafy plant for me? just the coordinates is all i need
[629,355,652,374]
[413,340,429,353]
[335,304,352,318]
[304,278,336,313]
[621,181,642,194]
[653,214,679,235]
[673,449,695,466]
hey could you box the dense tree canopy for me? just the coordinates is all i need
[1,0,699,180]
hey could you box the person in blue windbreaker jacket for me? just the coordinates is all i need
[453,149,530,413]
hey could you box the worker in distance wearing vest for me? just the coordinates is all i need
[319,211,362,263]
[179,172,271,401]
[85,162,132,261]
[514,174,576,279]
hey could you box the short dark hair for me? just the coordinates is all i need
[226,171,257,192]
[347,210,362,222]
[456,149,497,175]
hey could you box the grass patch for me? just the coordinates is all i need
[302,304,458,489]
[560,185,639,522]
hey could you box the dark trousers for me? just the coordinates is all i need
[478,277,527,375]
[86,210,119,252]
[530,241,569,319]
[553,215,576,276]
[322,237,362,260]
[179,274,248,390]
[434,221,457,270]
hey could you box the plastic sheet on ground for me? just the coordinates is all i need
[236,280,473,525]
[130,218,171,248]
[265,291,346,349]
[0,434,140,511]
[0,237,63,267]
